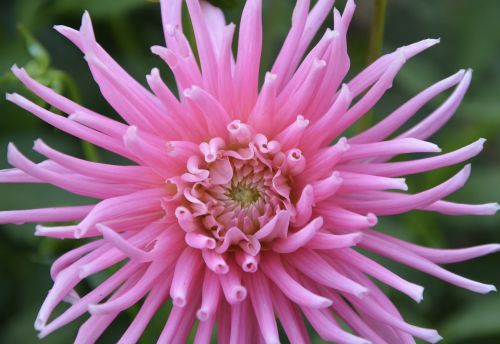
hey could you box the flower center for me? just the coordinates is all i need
[228,184,261,207]
[173,120,307,256]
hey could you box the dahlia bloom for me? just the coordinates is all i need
[2,0,499,342]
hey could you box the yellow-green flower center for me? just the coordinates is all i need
[228,184,261,207]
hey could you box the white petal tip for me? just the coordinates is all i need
[87,304,100,315]
[413,287,425,303]
[319,298,333,308]
[78,267,91,279]
[355,288,370,299]
[74,228,84,239]
[264,72,277,83]
[475,137,487,150]
[10,64,21,74]
[67,113,80,121]
[34,318,45,331]
[429,332,443,344]
[32,138,44,151]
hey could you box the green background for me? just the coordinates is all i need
[1,0,499,343]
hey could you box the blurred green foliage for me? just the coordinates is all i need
[0,0,499,343]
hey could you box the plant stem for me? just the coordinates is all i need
[367,0,388,64]
[361,0,388,131]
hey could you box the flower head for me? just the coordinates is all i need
[1,0,499,343]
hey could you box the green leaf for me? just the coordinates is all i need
[17,24,51,73]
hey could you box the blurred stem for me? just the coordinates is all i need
[361,0,388,131]
[367,0,388,64]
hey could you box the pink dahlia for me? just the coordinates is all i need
[2,0,499,343]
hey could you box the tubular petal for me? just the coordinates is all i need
[261,253,332,308]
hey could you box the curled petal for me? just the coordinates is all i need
[272,217,323,253]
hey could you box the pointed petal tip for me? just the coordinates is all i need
[52,24,74,37]
[78,266,92,279]
[351,232,364,245]
[478,137,487,144]
[456,68,466,78]
[32,138,45,151]
[67,112,80,121]
[400,38,441,60]
[87,303,101,315]
[430,331,444,344]
[34,317,45,331]
[485,284,497,294]
[34,225,43,236]
[5,92,16,102]
[324,28,337,40]
[150,45,162,54]
[314,216,324,228]
[413,286,425,303]
[10,64,21,74]
[355,287,370,299]
[264,72,277,83]
[340,82,351,95]
[95,223,108,234]
[148,67,160,79]
[37,327,50,340]
[319,297,333,308]
[74,226,85,239]
[125,125,138,138]
[79,11,94,37]
[82,10,91,24]
[421,37,441,47]
[6,142,20,166]
[399,178,409,191]
[314,58,327,69]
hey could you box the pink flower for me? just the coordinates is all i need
[1,0,498,343]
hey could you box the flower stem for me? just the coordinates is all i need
[367,0,388,64]
[361,0,388,131]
